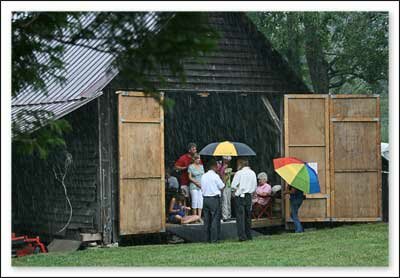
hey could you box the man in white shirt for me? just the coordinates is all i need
[201,159,225,243]
[231,158,257,241]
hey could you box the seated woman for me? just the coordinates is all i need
[168,192,200,224]
[252,172,272,217]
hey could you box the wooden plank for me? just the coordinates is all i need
[332,122,377,171]
[325,96,330,219]
[288,144,326,147]
[298,198,327,218]
[116,91,150,97]
[122,176,162,180]
[160,92,166,232]
[304,193,329,199]
[330,94,380,98]
[119,95,160,122]
[333,168,379,217]
[376,96,382,219]
[97,99,104,240]
[98,93,113,244]
[261,95,282,133]
[329,95,335,221]
[334,169,378,173]
[118,94,124,234]
[285,95,328,99]
[119,179,163,235]
[331,117,379,122]
[331,97,377,118]
[286,217,330,222]
[333,172,378,218]
[121,119,161,124]
[331,217,382,222]
[119,123,161,179]
[80,233,102,242]
[287,97,326,145]
[279,95,285,221]
[251,217,283,228]
[284,95,290,221]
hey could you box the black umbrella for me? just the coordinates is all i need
[199,141,256,156]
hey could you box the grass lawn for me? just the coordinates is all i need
[12,222,388,267]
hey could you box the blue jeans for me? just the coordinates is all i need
[290,197,304,233]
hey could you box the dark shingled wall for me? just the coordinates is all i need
[12,101,100,240]
[114,12,308,94]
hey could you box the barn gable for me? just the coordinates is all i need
[161,12,308,93]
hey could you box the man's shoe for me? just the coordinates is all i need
[223,218,235,223]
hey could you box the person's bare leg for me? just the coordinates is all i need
[181,215,200,224]
[198,208,202,219]
[174,215,183,224]
[192,209,196,216]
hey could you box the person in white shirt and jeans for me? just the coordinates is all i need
[201,159,225,243]
[231,158,257,241]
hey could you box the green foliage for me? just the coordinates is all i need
[12,12,219,158]
[12,223,388,266]
[12,109,72,159]
[248,12,389,140]
[12,12,80,97]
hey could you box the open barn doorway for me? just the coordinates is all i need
[163,92,284,226]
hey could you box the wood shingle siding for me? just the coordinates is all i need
[12,101,100,239]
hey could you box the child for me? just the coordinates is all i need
[168,193,200,224]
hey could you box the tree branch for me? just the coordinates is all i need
[20,13,41,29]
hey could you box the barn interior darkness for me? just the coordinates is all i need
[164,92,282,185]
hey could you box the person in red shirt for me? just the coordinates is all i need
[174,143,198,202]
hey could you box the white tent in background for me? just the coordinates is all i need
[381,142,389,161]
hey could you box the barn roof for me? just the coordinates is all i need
[12,12,165,133]
[12,12,309,134]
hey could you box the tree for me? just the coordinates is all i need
[248,11,389,141]
[12,12,220,158]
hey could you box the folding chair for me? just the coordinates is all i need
[252,198,273,219]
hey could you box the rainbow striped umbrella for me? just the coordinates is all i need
[273,157,320,194]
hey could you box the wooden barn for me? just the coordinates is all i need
[12,12,382,245]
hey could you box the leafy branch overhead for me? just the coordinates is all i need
[248,12,388,94]
[12,12,219,97]
[248,11,389,141]
[12,12,220,158]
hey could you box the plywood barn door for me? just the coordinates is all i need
[117,91,165,235]
[284,94,381,223]
[330,95,381,221]
[284,95,330,222]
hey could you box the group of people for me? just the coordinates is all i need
[166,142,305,243]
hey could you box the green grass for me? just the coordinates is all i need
[12,223,388,267]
